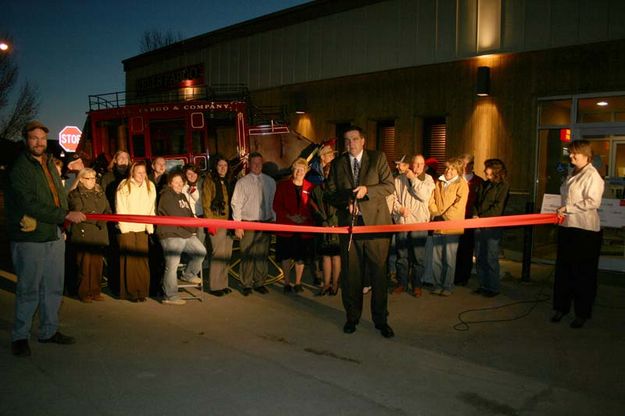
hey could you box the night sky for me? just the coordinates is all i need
[0,0,309,140]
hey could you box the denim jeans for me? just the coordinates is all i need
[160,236,207,300]
[422,235,434,284]
[475,228,503,293]
[431,234,460,292]
[395,231,428,289]
[11,230,65,341]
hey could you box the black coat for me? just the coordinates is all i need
[68,185,111,247]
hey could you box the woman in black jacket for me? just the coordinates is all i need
[472,159,510,297]
[68,168,111,302]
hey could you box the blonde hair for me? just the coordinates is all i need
[70,168,102,192]
[445,157,465,175]
[124,161,151,194]
[291,157,310,173]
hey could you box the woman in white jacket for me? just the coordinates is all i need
[553,140,604,328]
[116,161,157,302]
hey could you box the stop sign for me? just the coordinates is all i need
[58,126,82,153]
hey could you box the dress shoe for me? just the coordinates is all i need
[482,290,499,298]
[293,284,304,293]
[316,286,331,296]
[209,290,225,297]
[343,321,357,334]
[329,287,339,296]
[283,284,293,294]
[375,324,395,338]
[222,287,232,295]
[11,339,31,357]
[412,288,423,297]
[254,286,269,294]
[551,311,566,323]
[570,317,586,329]
[392,286,405,295]
[242,288,253,296]
[39,332,76,345]
[138,297,147,303]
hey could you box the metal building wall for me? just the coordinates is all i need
[126,0,625,91]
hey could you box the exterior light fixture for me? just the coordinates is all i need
[293,93,307,114]
[597,101,608,106]
[0,42,9,52]
[476,66,490,96]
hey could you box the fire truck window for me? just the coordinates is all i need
[192,131,205,154]
[132,135,146,158]
[150,119,185,156]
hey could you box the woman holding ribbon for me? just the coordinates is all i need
[115,160,156,302]
[552,140,604,328]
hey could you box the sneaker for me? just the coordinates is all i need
[430,288,442,295]
[162,298,186,305]
[11,339,31,357]
[38,332,76,345]
[440,290,452,297]
[363,286,372,295]
[182,276,202,285]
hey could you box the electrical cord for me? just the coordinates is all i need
[452,268,553,332]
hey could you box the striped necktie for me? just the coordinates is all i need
[353,158,360,186]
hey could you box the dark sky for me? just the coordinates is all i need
[1,0,309,140]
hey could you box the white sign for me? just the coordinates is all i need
[541,193,625,228]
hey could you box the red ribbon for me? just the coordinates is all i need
[87,213,561,234]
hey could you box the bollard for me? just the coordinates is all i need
[521,201,534,282]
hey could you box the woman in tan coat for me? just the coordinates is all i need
[428,157,468,296]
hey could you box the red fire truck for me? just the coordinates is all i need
[78,84,305,173]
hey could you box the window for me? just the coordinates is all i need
[423,117,447,175]
[539,100,571,126]
[149,119,186,156]
[376,120,396,166]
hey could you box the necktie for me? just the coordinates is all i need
[353,158,360,186]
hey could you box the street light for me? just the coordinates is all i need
[0,42,9,52]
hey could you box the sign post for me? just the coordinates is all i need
[58,126,82,153]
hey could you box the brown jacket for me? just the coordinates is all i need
[428,176,469,235]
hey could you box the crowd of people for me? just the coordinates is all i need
[8,120,603,357]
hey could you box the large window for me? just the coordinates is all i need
[376,120,396,166]
[423,117,447,175]
[149,119,186,156]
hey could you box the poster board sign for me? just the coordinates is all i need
[541,193,625,228]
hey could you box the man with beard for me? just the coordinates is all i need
[98,150,130,295]
[7,120,86,357]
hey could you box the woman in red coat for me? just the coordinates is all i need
[273,158,315,293]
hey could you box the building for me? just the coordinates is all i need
[121,0,625,266]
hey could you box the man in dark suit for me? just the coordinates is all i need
[326,126,395,338]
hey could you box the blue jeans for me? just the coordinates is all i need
[431,234,460,292]
[160,236,207,300]
[475,228,503,293]
[422,235,434,284]
[395,231,428,289]
[11,230,65,341]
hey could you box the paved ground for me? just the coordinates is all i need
[1,259,624,416]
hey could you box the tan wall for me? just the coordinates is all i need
[250,40,625,193]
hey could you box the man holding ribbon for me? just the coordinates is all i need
[325,126,395,338]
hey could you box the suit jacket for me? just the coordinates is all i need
[325,150,394,227]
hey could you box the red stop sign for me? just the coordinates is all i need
[58,126,82,152]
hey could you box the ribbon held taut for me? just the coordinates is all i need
[86,213,562,234]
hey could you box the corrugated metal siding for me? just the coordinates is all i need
[126,0,625,92]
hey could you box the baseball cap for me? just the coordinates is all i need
[23,120,49,136]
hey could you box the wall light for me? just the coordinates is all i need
[597,101,608,107]
[476,66,490,97]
